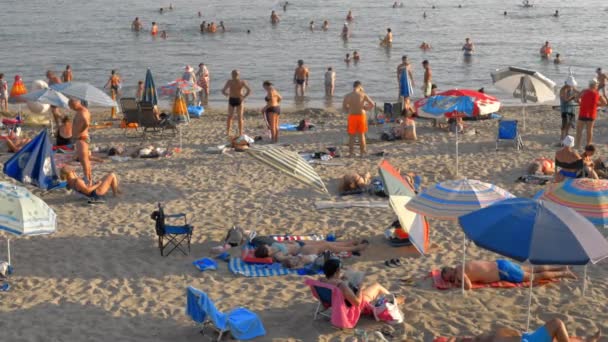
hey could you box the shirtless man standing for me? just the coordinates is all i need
[343,81,374,157]
[293,60,309,97]
[131,17,143,31]
[441,259,575,290]
[62,65,73,82]
[70,99,92,185]
[324,67,336,96]
[422,60,432,97]
[397,55,415,101]
[596,68,607,97]
[221,70,251,137]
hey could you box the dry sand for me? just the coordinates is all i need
[1,104,607,341]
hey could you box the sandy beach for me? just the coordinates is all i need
[1,104,607,341]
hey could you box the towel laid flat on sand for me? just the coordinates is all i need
[229,257,298,277]
[315,200,389,209]
[430,269,557,290]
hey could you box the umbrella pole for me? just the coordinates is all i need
[455,126,459,176]
[526,266,534,332]
[461,236,466,295]
[583,265,588,296]
[522,106,526,131]
[7,238,10,266]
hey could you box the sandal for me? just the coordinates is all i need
[384,260,396,268]
[390,258,402,266]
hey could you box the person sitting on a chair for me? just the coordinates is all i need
[554,135,583,182]
[60,166,122,197]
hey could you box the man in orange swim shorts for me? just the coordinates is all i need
[343,80,374,157]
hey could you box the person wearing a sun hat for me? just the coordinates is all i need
[575,79,607,149]
[559,75,579,141]
[554,135,584,182]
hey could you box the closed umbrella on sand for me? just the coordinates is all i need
[142,68,158,106]
[491,66,556,130]
[459,198,608,331]
[247,145,328,194]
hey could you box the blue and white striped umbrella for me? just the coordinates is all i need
[143,69,158,105]
[18,88,70,108]
[406,179,515,220]
[50,82,116,107]
[399,69,413,98]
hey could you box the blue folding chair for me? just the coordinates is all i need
[496,120,524,151]
[151,202,193,256]
[186,286,266,341]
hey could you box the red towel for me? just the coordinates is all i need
[430,269,557,290]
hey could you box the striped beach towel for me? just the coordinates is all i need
[269,234,324,242]
[229,257,299,277]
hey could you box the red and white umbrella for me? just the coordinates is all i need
[414,89,501,119]
[159,79,201,96]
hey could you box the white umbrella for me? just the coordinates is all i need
[0,182,56,266]
[491,66,556,130]
[50,82,116,107]
[18,88,70,108]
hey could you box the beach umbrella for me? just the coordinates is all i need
[143,68,158,105]
[247,145,329,194]
[406,178,515,293]
[16,88,70,108]
[437,89,501,115]
[50,82,116,107]
[378,160,429,254]
[406,179,515,220]
[491,66,556,130]
[0,182,57,266]
[160,79,201,96]
[538,178,608,228]
[399,69,414,98]
[459,198,608,330]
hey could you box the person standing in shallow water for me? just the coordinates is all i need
[222,70,251,137]
[293,60,309,97]
[62,65,73,82]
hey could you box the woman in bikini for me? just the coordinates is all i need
[262,81,282,143]
[196,63,210,104]
[60,166,121,197]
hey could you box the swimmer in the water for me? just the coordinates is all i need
[271,10,280,24]
[554,53,562,64]
[345,53,351,63]
[309,21,314,31]
[353,50,360,62]
[209,22,217,33]
[131,17,143,32]
[420,42,431,50]
[219,21,226,32]
[200,21,206,33]
[380,28,393,47]
[169,3,173,10]
[423,11,427,18]
[458,4,462,8]
[554,10,559,17]
[159,7,163,14]
[322,20,329,31]
[341,23,350,39]
[346,10,353,21]
[432,5,436,9]
[247,29,251,34]
[160,31,167,39]
[198,11,202,17]
[283,1,288,11]
[504,11,508,16]
[540,41,552,58]
[462,37,475,56]
[393,2,398,8]
[151,22,158,35]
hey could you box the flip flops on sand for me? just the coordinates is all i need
[384,258,402,268]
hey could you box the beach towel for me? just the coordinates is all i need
[229,257,299,277]
[279,123,299,131]
[315,200,389,209]
[430,269,557,290]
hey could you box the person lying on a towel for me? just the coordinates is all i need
[440,260,576,291]
[254,238,369,264]
[3,135,31,153]
[338,171,372,193]
[440,318,600,342]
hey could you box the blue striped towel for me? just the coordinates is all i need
[229,258,298,277]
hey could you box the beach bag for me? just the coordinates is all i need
[372,294,404,324]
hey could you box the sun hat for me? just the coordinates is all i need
[562,135,575,148]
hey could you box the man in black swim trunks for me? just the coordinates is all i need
[222,70,251,137]
[293,60,309,97]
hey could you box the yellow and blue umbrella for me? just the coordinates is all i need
[143,68,158,105]
[538,178,608,228]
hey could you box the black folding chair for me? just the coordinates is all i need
[151,203,193,256]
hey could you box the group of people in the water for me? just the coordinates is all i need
[200,21,225,33]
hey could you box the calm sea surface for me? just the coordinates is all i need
[1,0,607,108]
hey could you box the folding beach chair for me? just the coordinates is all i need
[120,97,140,137]
[186,286,266,341]
[139,102,177,139]
[496,120,524,151]
[151,202,193,256]
[304,278,362,329]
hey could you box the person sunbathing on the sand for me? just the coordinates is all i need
[440,260,576,291]
[338,171,371,192]
[60,166,121,197]
[321,258,404,308]
[443,318,600,342]
[254,239,369,261]
[555,135,583,182]
[4,135,31,153]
